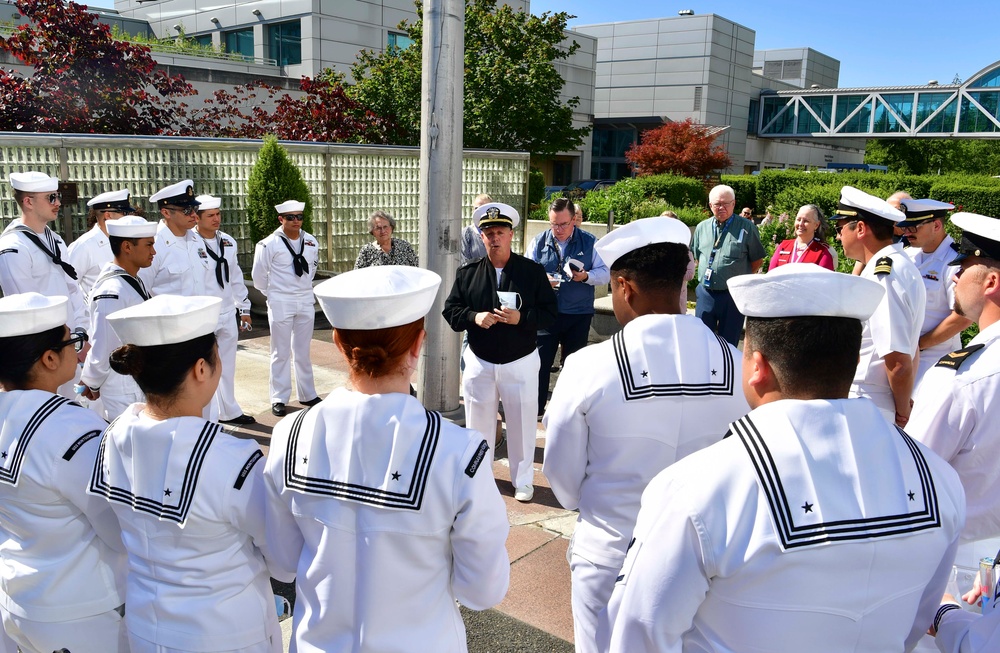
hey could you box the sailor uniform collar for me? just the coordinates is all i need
[0,393,75,486]
[89,412,220,527]
[730,401,942,551]
[283,403,442,511]
[613,316,736,401]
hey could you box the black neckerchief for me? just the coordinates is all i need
[95,268,150,301]
[279,234,309,277]
[13,225,77,280]
[203,235,229,288]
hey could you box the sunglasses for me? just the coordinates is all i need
[834,220,858,236]
[899,220,933,234]
[167,205,197,216]
[280,214,304,221]
[32,192,62,205]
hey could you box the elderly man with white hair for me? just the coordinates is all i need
[690,184,765,346]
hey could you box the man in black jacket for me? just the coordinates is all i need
[444,202,558,502]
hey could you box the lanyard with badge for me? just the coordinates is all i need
[703,217,733,288]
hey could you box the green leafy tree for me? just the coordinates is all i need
[247,136,313,244]
[865,138,1000,176]
[348,0,590,156]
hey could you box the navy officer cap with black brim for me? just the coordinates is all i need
[949,212,1000,265]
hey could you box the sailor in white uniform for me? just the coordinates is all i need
[67,188,134,309]
[932,554,1000,652]
[541,217,749,653]
[138,179,210,298]
[250,200,321,417]
[78,216,156,421]
[88,295,289,653]
[909,212,1000,573]
[194,194,255,425]
[264,265,510,653]
[0,293,127,653]
[0,172,90,396]
[898,199,972,388]
[600,264,966,653]
[835,185,926,426]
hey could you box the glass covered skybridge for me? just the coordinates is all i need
[758,61,1000,138]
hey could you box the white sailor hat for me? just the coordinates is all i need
[87,189,133,213]
[149,180,200,208]
[949,212,1000,265]
[473,202,520,229]
[9,171,59,193]
[595,216,691,269]
[106,216,157,238]
[897,198,954,226]
[729,263,885,321]
[834,186,904,225]
[195,194,222,211]
[108,295,222,347]
[314,266,441,330]
[275,200,306,214]
[0,293,68,338]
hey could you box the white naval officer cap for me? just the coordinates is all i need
[729,264,885,321]
[834,186,904,225]
[0,293,68,338]
[149,180,200,208]
[473,202,520,229]
[896,198,953,225]
[195,194,222,211]
[275,200,306,214]
[107,295,222,347]
[595,216,691,269]
[106,216,157,239]
[314,266,441,330]
[87,188,133,213]
[949,212,1000,265]
[8,171,59,193]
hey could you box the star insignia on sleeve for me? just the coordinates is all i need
[392,471,401,481]
[908,490,915,501]
[164,488,172,496]
[801,501,813,513]
[641,370,648,378]
[1,451,6,459]
[711,369,717,376]
[302,457,308,464]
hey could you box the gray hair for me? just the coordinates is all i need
[800,204,828,240]
[709,184,735,203]
[368,210,396,234]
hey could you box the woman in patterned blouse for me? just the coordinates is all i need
[354,210,418,269]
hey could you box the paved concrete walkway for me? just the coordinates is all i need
[227,318,576,652]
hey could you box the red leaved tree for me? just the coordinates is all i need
[625,119,732,177]
[0,0,195,134]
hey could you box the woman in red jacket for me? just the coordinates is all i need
[768,204,835,271]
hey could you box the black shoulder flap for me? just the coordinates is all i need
[465,439,490,478]
[935,344,986,371]
[234,450,264,489]
[873,256,893,276]
[62,429,102,461]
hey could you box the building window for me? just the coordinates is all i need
[387,32,414,50]
[747,99,759,136]
[193,34,213,48]
[268,20,301,66]
[224,28,254,60]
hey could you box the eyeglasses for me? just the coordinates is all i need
[709,201,735,209]
[834,220,858,236]
[281,214,304,221]
[899,220,933,234]
[52,330,88,353]
[549,221,572,230]
[167,205,196,216]
[372,225,391,232]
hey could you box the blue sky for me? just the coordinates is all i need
[531,0,1000,88]
[85,0,1000,88]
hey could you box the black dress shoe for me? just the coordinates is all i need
[272,403,286,416]
[300,397,322,407]
[221,414,256,425]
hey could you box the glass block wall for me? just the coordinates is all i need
[0,135,529,273]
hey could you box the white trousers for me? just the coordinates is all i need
[267,297,316,404]
[101,370,145,422]
[127,618,282,653]
[570,551,618,653]
[463,348,539,488]
[212,310,244,420]
[1,604,128,653]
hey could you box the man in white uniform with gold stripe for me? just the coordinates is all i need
[139,180,210,299]
[910,212,1000,578]
[835,186,926,427]
[898,199,972,388]
[601,264,965,653]
[251,200,320,417]
[542,217,749,653]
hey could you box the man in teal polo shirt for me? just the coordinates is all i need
[691,184,765,346]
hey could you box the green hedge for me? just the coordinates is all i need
[927,183,1000,217]
[528,167,546,208]
[247,135,313,244]
[721,174,758,214]
[575,174,706,226]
